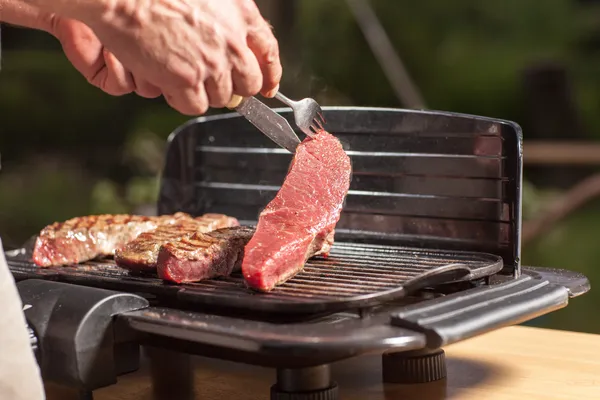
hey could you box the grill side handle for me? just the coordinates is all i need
[18,279,149,391]
[389,274,570,348]
[521,266,590,298]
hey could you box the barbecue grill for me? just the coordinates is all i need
[5,107,590,400]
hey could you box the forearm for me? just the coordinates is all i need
[0,0,53,31]
[15,0,115,23]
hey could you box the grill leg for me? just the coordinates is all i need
[271,364,338,400]
[145,346,194,400]
[382,348,447,384]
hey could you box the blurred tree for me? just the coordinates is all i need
[296,0,594,132]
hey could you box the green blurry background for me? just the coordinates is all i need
[1,0,599,333]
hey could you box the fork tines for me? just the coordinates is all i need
[310,110,327,133]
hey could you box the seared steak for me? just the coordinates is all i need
[115,213,239,271]
[241,131,352,292]
[32,213,192,267]
[157,226,255,283]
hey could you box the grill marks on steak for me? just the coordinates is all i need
[32,213,192,267]
[242,131,352,292]
[157,226,255,283]
[115,214,239,272]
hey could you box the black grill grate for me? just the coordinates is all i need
[7,242,502,315]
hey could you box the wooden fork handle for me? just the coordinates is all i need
[226,95,244,109]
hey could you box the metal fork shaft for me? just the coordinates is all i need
[274,92,294,107]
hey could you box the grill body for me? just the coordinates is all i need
[6,107,589,399]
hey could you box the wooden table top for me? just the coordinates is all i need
[52,325,600,400]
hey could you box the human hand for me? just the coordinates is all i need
[47,0,282,115]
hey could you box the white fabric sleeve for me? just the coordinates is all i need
[0,238,45,399]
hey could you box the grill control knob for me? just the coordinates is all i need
[270,383,339,400]
[382,348,447,384]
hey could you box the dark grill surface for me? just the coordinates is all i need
[7,242,502,315]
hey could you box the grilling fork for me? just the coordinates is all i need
[273,92,326,137]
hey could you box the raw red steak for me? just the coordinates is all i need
[32,213,192,267]
[115,213,239,272]
[157,226,255,283]
[241,131,352,292]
